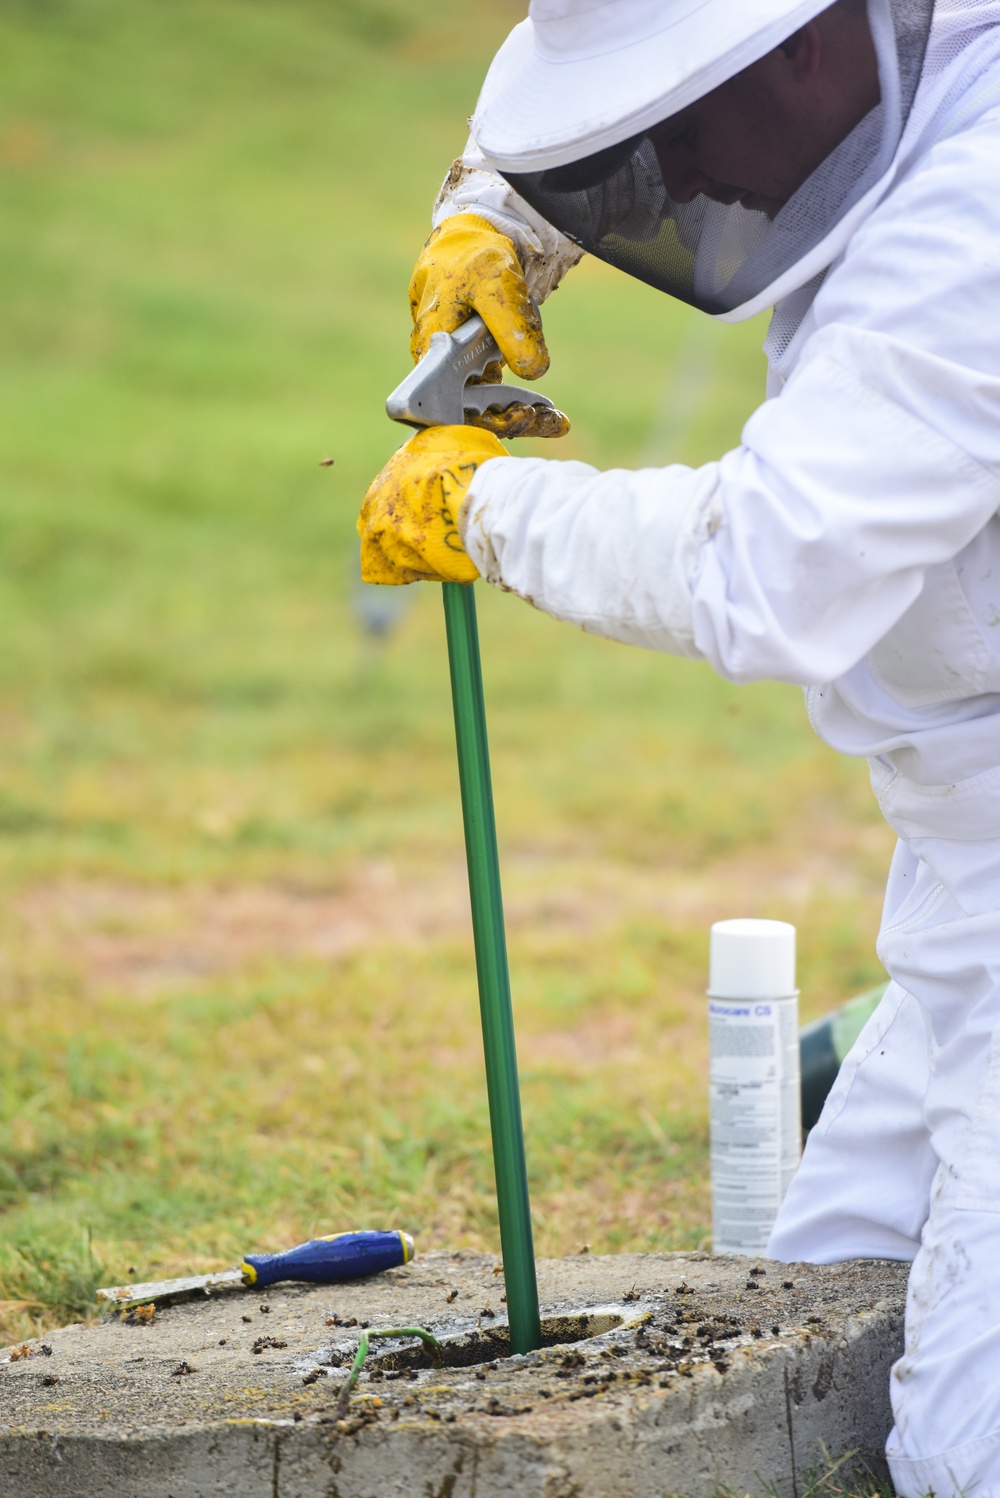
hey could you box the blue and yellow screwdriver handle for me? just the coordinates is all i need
[240,1229,414,1289]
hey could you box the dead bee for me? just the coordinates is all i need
[251,1336,288,1354]
[121,1303,156,1326]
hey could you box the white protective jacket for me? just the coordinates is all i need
[448,4,1000,848]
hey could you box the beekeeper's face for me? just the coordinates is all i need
[650,18,880,219]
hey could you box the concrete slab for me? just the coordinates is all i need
[0,1250,906,1498]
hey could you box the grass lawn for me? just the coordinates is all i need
[0,0,895,1347]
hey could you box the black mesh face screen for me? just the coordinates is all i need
[506,139,767,313]
[502,0,933,315]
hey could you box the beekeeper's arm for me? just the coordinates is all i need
[367,109,1000,681]
[363,318,999,672]
[463,324,1000,685]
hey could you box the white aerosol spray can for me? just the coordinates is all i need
[708,919,800,1255]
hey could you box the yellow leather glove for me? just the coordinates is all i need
[409,213,549,383]
[358,425,507,586]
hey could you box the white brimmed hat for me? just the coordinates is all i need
[473,0,836,175]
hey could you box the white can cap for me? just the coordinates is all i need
[708,918,796,999]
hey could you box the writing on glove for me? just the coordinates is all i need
[358,425,507,586]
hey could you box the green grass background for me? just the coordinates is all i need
[0,0,894,1339]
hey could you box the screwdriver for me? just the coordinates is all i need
[97,1229,414,1309]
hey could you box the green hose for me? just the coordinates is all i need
[800,983,887,1131]
[334,1326,442,1417]
[442,581,541,1356]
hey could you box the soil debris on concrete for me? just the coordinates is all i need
[0,1249,907,1498]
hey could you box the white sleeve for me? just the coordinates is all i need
[461,321,1000,685]
[433,137,583,306]
[462,453,717,659]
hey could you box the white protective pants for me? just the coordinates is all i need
[769,832,1000,1498]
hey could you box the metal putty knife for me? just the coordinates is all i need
[97,1229,414,1308]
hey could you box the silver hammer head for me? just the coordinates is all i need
[386,315,560,431]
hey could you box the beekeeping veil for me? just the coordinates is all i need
[471,0,933,321]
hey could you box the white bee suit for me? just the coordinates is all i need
[449,4,1000,1491]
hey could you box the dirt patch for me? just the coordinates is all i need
[9,861,467,995]
[6,833,890,998]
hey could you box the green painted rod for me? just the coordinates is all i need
[441,580,541,1356]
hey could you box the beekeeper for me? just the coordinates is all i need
[358,1,1000,1490]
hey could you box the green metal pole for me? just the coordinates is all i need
[441,580,541,1356]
